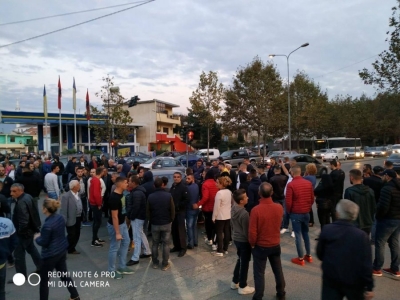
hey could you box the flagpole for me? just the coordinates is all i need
[58,76,62,155]
[59,109,62,154]
[86,89,91,151]
[88,119,91,151]
[73,77,77,151]
[45,118,49,158]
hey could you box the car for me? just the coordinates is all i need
[343,148,364,159]
[194,149,221,161]
[321,149,348,162]
[124,156,148,164]
[141,157,185,172]
[133,152,152,159]
[385,154,400,173]
[364,146,387,158]
[273,154,328,177]
[312,149,329,159]
[263,150,298,164]
[175,154,202,167]
[149,169,186,190]
[0,158,22,166]
[220,149,263,168]
[157,151,183,158]
[391,144,400,154]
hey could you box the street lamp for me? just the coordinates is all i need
[269,42,309,153]
[108,86,120,158]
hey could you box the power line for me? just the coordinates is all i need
[0,1,148,26]
[0,0,155,48]
[313,54,380,79]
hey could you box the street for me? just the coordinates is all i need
[4,158,399,300]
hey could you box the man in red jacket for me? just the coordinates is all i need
[249,182,286,300]
[286,165,314,266]
[89,167,105,247]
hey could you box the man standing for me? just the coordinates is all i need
[89,167,105,247]
[88,156,98,170]
[230,189,254,295]
[170,172,189,257]
[317,200,374,299]
[285,165,314,266]
[247,169,261,213]
[60,180,83,255]
[330,160,345,222]
[126,176,151,266]
[269,165,287,207]
[0,215,17,299]
[266,158,277,182]
[192,159,204,182]
[373,169,400,277]
[10,183,41,277]
[147,177,175,271]
[66,157,77,182]
[363,166,384,203]
[344,169,376,235]
[249,183,285,300]
[16,163,42,211]
[44,165,60,199]
[107,177,134,279]
[185,174,199,249]
[70,167,89,225]
[0,165,13,199]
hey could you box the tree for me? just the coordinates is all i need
[26,139,37,152]
[90,75,133,155]
[189,71,224,159]
[359,1,400,92]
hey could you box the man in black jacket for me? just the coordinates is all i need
[0,164,13,198]
[317,199,374,299]
[16,164,42,211]
[147,177,175,271]
[66,157,77,182]
[373,169,400,277]
[363,166,384,203]
[126,176,151,266]
[170,172,189,257]
[329,160,345,222]
[247,169,261,213]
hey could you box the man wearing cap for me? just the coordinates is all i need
[373,169,400,277]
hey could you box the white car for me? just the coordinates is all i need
[321,149,347,161]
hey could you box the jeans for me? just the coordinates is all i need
[290,213,311,258]
[373,218,400,272]
[6,198,13,219]
[321,278,364,300]
[371,217,377,242]
[107,222,130,272]
[252,245,286,300]
[14,236,41,277]
[47,191,58,200]
[215,219,231,253]
[0,264,5,300]
[91,205,102,243]
[282,200,290,229]
[66,217,82,253]
[130,219,151,261]
[233,241,252,288]
[152,223,172,267]
[186,210,199,247]
[39,252,79,300]
[203,211,215,242]
[172,212,187,250]
[57,175,64,192]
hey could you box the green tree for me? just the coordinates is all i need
[90,75,133,153]
[26,139,38,152]
[359,1,400,92]
[189,71,224,159]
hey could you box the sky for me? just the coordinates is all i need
[0,0,393,116]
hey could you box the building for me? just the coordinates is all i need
[0,133,35,154]
[124,99,188,152]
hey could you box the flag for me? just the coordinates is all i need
[43,85,48,118]
[58,76,62,109]
[72,77,76,110]
[86,89,91,120]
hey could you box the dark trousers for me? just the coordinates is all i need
[172,212,187,250]
[321,278,364,300]
[309,208,314,224]
[362,227,371,236]
[330,199,339,222]
[14,236,41,277]
[0,264,5,300]
[66,217,82,253]
[128,225,133,241]
[203,211,215,242]
[81,197,88,222]
[102,196,109,218]
[317,206,331,230]
[233,241,252,288]
[91,205,102,243]
[215,219,231,253]
[39,252,79,300]
[252,245,285,300]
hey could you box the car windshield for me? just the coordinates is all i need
[318,149,328,153]
[269,151,281,156]
[392,145,400,149]
[389,154,400,159]
[143,158,156,164]
[221,151,232,156]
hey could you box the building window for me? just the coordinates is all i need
[10,136,15,142]
[163,127,169,135]
[156,102,166,113]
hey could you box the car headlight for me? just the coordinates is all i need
[356,153,360,157]
[382,152,386,154]
[371,152,375,155]
[312,154,316,157]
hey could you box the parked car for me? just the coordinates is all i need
[391,144,400,154]
[264,150,298,164]
[220,149,259,168]
[133,152,152,159]
[157,151,183,158]
[0,159,22,166]
[141,157,185,172]
[385,154,400,174]
[364,146,387,158]
[312,149,329,159]
[321,149,348,162]
[194,149,221,161]
[124,156,148,164]
[343,148,364,159]
[176,154,202,167]
[272,154,328,178]
[150,169,186,190]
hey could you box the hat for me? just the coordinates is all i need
[380,169,397,179]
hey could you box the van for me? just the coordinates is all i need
[194,149,221,160]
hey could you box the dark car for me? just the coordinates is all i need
[141,157,185,172]
[133,152,152,159]
[149,169,186,190]
[273,154,328,178]
[176,154,202,167]
[385,154,400,173]
[0,159,22,166]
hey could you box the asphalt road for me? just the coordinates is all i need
[4,158,399,300]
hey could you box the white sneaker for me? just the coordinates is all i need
[280,228,289,234]
[224,251,228,255]
[212,245,217,251]
[291,231,295,238]
[238,286,255,295]
[205,239,212,246]
[211,251,223,257]
[230,282,239,290]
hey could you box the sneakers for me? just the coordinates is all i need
[382,268,400,277]
[111,272,123,280]
[211,251,223,257]
[291,258,305,266]
[230,282,239,290]
[126,260,139,266]
[280,228,289,234]
[91,241,103,247]
[206,240,213,246]
[117,267,135,275]
[212,245,217,251]
[224,251,228,255]
[162,263,171,271]
[97,239,106,244]
[291,231,295,238]
[238,286,255,295]
[372,269,383,276]
[152,263,159,269]
[303,255,313,263]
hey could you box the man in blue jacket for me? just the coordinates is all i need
[185,174,199,249]
[247,169,261,213]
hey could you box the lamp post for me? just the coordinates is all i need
[269,43,309,153]
[109,86,119,158]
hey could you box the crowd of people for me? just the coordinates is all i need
[0,152,399,300]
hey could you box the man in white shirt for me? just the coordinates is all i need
[44,165,60,199]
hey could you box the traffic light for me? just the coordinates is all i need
[187,130,194,143]
[128,95,140,107]
[111,140,118,147]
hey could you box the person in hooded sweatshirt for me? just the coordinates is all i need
[344,169,376,236]
[246,169,261,213]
